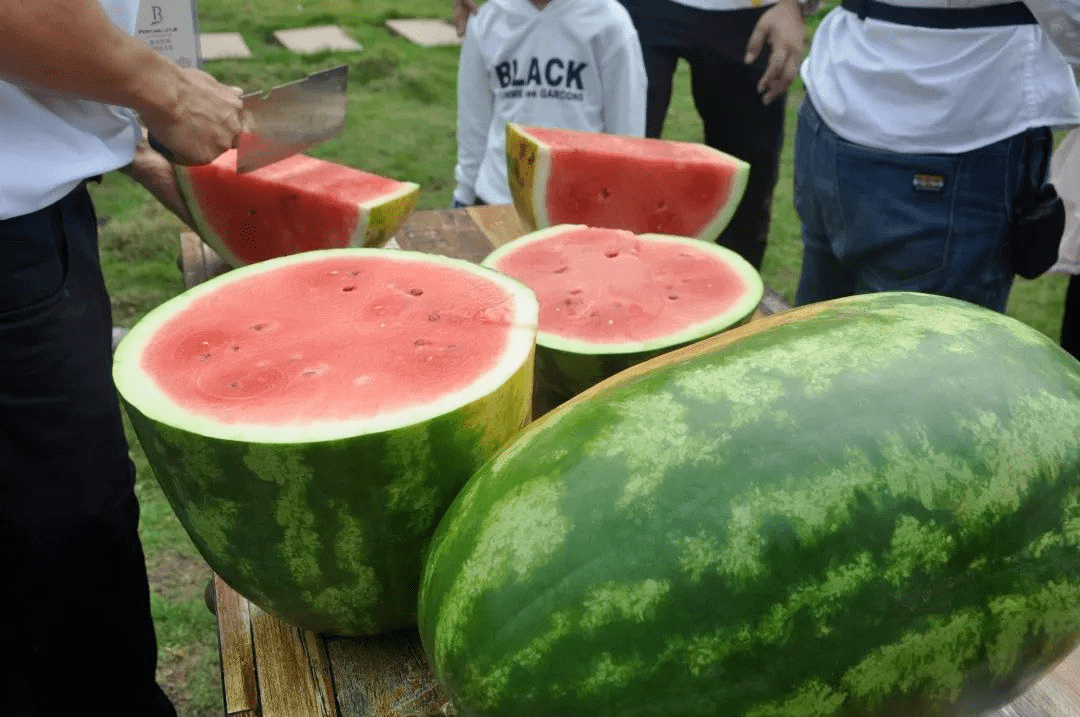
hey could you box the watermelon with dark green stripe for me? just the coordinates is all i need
[114,248,538,636]
[418,292,1080,716]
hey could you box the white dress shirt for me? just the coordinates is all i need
[0,0,142,219]
[801,0,1080,153]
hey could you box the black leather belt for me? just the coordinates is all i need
[841,0,1037,28]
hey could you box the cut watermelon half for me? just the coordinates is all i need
[113,248,538,635]
[483,224,762,412]
[175,149,421,267]
[506,123,750,240]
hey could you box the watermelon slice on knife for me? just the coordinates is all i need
[175,149,420,267]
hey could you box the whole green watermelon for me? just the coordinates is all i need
[418,292,1080,717]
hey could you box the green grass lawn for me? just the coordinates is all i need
[90,1,1070,713]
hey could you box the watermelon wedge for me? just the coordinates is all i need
[113,248,539,635]
[506,123,750,239]
[483,224,762,412]
[175,150,421,267]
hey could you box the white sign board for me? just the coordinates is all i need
[136,0,201,68]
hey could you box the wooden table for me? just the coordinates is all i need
[179,205,1080,717]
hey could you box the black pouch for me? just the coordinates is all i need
[1009,131,1066,280]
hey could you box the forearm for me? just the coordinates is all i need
[119,131,194,228]
[1027,0,1080,63]
[0,0,182,118]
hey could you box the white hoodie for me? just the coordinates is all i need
[453,0,647,206]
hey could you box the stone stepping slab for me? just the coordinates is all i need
[199,32,252,60]
[385,18,461,47]
[273,25,363,54]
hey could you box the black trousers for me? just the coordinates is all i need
[617,0,786,269]
[0,185,175,716]
[1064,273,1080,362]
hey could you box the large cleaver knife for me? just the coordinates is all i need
[149,65,349,172]
[235,65,349,173]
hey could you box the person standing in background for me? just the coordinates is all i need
[1,1,243,714]
[454,0,807,270]
[452,0,646,208]
[793,0,1080,312]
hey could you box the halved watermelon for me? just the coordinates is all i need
[482,224,762,413]
[506,123,750,239]
[175,150,421,267]
[113,248,539,635]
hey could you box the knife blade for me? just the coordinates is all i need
[235,65,349,173]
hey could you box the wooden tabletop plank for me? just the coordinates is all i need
[992,648,1080,716]
[249,604,338,717]
[395,208,494,263]
[324,631,449,717]
[214,575,259,715]
[465,204,529,249]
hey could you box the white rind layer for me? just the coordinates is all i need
[353,182,421,247]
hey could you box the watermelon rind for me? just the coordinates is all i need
[419,291,1080,716]
[363,184,423,248]
[506,123,751,241]
[174,154,421,267]
[483,224,763,412]
[114,249,539,635]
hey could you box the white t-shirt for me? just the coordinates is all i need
[801,0,1080,154]
[666,0,779,9]
[0,0,143,219]
[454,0,647,205]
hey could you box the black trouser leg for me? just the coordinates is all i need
[639,44,680,140]
[1063,273,1080,361]
[0,186,176,716]
[685,12,785,270]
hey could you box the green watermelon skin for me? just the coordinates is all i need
[124,358,533,637]
[531,316,752,416]
[418,292,1080,717]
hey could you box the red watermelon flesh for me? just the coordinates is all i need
[506,124,750,240]
[175,150,420,267]
[139,252,527,429]
[484,225,762,354]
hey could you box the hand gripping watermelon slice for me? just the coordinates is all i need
[506,123,750,239]
[174,149,421,267]
[113,248,539,636]
[483,224,762,413]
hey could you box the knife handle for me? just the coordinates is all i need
[148,133,180,164]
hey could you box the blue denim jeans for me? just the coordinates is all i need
[792,97,1047,312]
